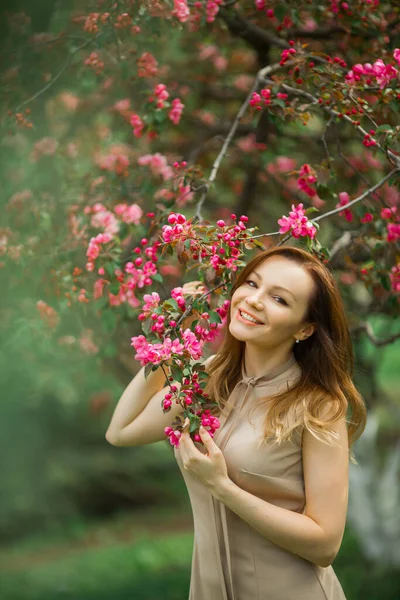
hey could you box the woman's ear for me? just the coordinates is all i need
[299,322,316,341]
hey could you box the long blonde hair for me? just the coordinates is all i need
[204,246,367,464]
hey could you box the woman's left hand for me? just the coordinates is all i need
[178,418,230,494]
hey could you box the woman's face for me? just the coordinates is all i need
[229,256,316,348]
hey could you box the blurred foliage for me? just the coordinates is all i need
[1,520,400,600]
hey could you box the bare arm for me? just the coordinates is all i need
[105,362,171,445]
[105,280,212,447]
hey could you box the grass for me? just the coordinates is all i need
[1,528,194,600]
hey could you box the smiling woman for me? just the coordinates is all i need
[173,245,367,600]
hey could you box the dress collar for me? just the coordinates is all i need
[240,353,297,387]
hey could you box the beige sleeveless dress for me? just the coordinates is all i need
[174,353,347,600]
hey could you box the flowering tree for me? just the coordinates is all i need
[1,1,400,448]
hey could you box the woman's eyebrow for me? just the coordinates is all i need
[251,271,297,302]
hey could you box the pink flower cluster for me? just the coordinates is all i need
[387,223,400,243]
[114,203,143,224]
[131,334,184,366]
[360,212,373,223]
[85,203,119,236]
[138,153,174,180]
[131,327,204,367]
[336,192,353,222]
[169,97,184,125]
[171,0,223,25]
[205,0,223,23]
[297,164,317,197]
[86,233,112,271]
[171,285,187,310]
[250,88,271,110]
[98,152,129,176]
[362,130,377,148]
[278,203,317,239]
[390,263,400,293]
[162,212,193,243]
[154,83,169,109]
[181,328,203,360]
[280,44,296,66]
[125,259,158,288]
[249,87,289,111]
[165,409,220,447]
[172,0,190,22]
[137,52,158,78]
[345,56,398,90]
[142,292,161,312]
[130,113,144,138]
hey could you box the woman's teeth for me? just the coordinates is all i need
[239,310,263,324]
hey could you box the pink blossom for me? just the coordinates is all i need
[114,203,143,225]
[336,192,353,222]
[114,99,131,113]
[172,0,190,22]
[205,0,223,23]
[381,206,397,219]
[390,263,400,293]
[154,83,169,109]
[168,97,184,125]
[176,183,194,206]
[181,328,203,360]
[30,137,59,162]
[171,286,187,310]
[277,203,317,239]
[130,113,144,137]
[138,153,174,180]
[91,206,120,236]
[137,52,158,78]
[143,292,160,311]
[361,212,373,223]
[387,223,400,242]
[164,426,182,448]
[394,48,400,66]
[131,335,185,366]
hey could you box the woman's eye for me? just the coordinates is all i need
[273,296,287,305]
[245,279,256,287]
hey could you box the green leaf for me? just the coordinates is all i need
[164,298,179,311]
[376,124,393,133]
[190,415,200,433]
[209,312,221,324]
[109,283,120,295]
[152,272,164,283]
[144,363,153,379]
[171,365,183,383]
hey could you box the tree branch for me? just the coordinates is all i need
[194,59,296,221]
[250,168,399,238]
[351,322,400,347]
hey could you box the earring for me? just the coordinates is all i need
[295,339,300,343]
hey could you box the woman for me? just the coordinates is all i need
[106,246,367,600]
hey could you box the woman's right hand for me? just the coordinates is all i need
[182,281,207,298]
[181,281,208,330]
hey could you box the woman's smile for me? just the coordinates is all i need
[236,308,265,326]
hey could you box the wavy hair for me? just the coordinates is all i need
[204,246,367,464]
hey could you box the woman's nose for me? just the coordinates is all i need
[246,294,263,310]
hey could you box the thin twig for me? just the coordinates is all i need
[249,168,399,238]
[194,59,297,221]
[261,77,400,168]
[313,168,399,221]
[351,323,400,347]
[11,37,96,115]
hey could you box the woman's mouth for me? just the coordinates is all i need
[236,309,264,326]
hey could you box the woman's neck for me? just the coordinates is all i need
[243,345,295,379]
